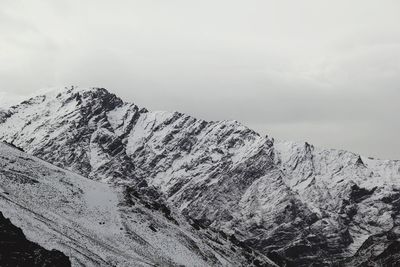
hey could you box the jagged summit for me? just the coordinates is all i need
[14,86,124,109]
[0,87,400,266]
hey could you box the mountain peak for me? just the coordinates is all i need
[9,86,121,108]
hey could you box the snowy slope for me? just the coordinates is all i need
[0,142,272,266]
[1,86,400,266]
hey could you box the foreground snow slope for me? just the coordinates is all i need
[1,86,400,266]
[0,142,272,266]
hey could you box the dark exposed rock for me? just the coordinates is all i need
[349,184,377,203]
[0,211,70,267]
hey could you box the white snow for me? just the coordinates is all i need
[0,142,232,267]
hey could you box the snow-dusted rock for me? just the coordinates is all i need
[0,141,272,266]
[1,86,399,266]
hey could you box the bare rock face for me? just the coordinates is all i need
[0,211,70,267]
[1,86,400,266]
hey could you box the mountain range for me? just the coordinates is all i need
[0,86,399,266]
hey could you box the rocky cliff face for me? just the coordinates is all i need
[1,86,399,266]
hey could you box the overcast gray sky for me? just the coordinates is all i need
[0,0,399,159]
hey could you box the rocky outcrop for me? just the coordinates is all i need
[0,211,70,267]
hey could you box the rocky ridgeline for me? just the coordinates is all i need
[1,86,400,266]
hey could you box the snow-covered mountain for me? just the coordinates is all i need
[0,86,399,266]
[0,141,272,266]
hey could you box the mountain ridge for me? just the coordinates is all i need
[0,86,399,266]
